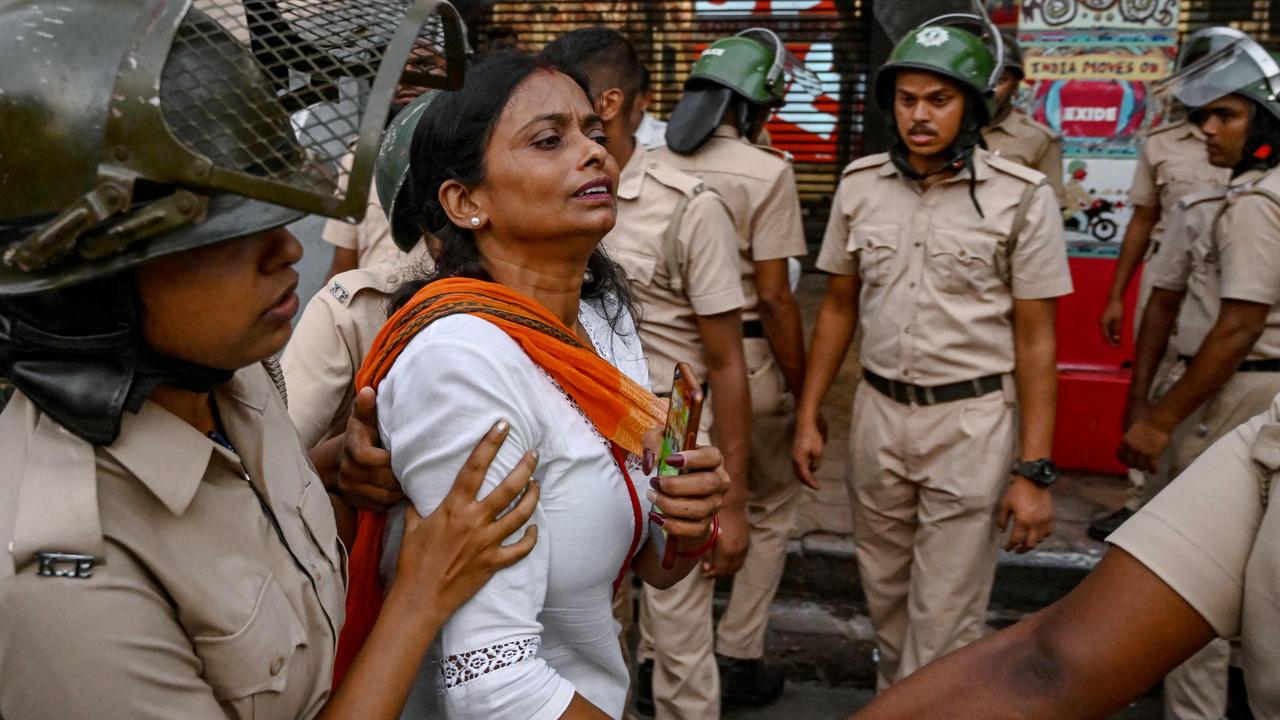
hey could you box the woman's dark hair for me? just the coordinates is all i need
[389,51,633,329]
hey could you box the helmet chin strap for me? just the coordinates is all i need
[888,98,988,217]
[0,273,233,446]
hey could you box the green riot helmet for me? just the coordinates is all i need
[1001,31,1024,79]
[874,25,999,125]
[0,0,467,296]
[377,89,440,252]
[665,28,818,155]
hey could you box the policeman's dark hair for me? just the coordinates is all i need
[1239,98,1280,174]
[391,52,632,327]
[542,27,645,115]
[640,65,653,95]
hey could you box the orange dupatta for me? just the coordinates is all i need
[332,277,665,685]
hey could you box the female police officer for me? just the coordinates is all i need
[0,2,539,718]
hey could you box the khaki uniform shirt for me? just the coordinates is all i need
[602,144,744,394]
[816,149,1073,386]
[323,152,406,270]
[982,109,1067,208]
[282,246,430,448]
[1110,392,1280,717]
[1144,189,1229,357]
[1129,120,1233,244]
[0,366,346,720]
[652,127,807,322]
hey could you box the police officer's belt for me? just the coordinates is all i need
[864,370,1003,406]
[743,320,765,339]
[1179,356,1280,373]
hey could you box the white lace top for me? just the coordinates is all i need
[377,297,652,720]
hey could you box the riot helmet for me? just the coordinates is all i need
[665,28,818,155]
[0,0,466,444]
[378,90,441,252]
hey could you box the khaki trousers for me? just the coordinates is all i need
[848,378,1015,690]
[1157,370,1280,720]
[638,340,801,719]
[1123,265,1180,512]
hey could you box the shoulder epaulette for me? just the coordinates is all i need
[1230,170,1280,208]
[841,153,891,176]
[645,159,707,199]
[985,153,1048,187]
[324,267,392,307]
[1018,113,1061,142]
[751,143,792,161]
[1177,189,1228,211]
[1145,120,1188,139]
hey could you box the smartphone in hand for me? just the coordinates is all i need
[651,362,705,569]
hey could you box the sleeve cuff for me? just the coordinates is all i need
[1012,276,1074,300]
[690,287,745,317]
[1109,512,1243,638]
[815,256,856,276]
[1220,286,1280,306]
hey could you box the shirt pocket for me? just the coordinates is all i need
[609,246,661,288]
[193,571,308,703]
[928,229,1003,295]
[847,225,899,287]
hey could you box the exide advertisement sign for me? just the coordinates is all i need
[1032,79,1149,151]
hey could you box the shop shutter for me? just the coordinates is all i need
[472,1,873,232]
[1180,0,1279,48]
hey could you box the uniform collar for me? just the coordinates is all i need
[102,368,269,515]
[617,142,648,201]
[985,109,1019,137]
[711,125,743,141]
[877,147,992,183]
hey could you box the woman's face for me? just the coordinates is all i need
[469,70,620,246]
[136,226,302,370]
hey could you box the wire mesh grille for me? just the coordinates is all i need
[164,0,455,205]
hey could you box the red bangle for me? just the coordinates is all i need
[676,515,720,558]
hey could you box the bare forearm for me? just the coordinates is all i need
[1013,301,1058,458]
[1127,289,1182,405]
[707,357,751,506]
[1106,205,1158,301]
[796,279,859,422]
[319,588,443,719]
[1149,321,1261,432]
[759,294,808,398]
[631,532,707,589]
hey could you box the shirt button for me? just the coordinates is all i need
[270,656,285,676]
[913,241,922,247]
[909,282,916,289]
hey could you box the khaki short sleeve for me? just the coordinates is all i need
[816,182,856,276]
[1011,184,1073,299]
[0,549,230,719]
[322,152,360,250]
[1109,410,1271,638]
[1039,138,1067,209]
[749,164,808,262]
[1128,146,1159,208]
[1145,204,1193,292]
[1218,195,1280,306]
[281,292,355,449]
[681,192,747,317]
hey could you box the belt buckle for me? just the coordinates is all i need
[904,384,918,405]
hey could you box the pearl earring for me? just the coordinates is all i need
[470,216,481,228]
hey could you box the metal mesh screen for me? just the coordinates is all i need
[474,1,871,219]
[157,0,458,217]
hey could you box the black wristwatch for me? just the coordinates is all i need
[1012,458,1059,489]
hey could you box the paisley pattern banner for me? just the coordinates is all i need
[1018,0,1178,31]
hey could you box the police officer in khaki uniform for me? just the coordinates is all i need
[653,28,811,715]
[981,33,1066,208]
[845,44,1280,720]
[283,91,438,449]
[1119,47,1280,720]
[0,4,538,718]
[793,13,1072,689]
[542,29,752,720]
[1091,27,1242,544]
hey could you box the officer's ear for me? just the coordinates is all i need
[595,87,626,123]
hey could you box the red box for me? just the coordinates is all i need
[1050,256,1141,474]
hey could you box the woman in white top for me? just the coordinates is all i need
[366,54,732,719]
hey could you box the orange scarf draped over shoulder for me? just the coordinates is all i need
[332,277,664,685]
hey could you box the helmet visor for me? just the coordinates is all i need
[733,28,821,104]
[113,0,467,224]
[1158,37,1280,108]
